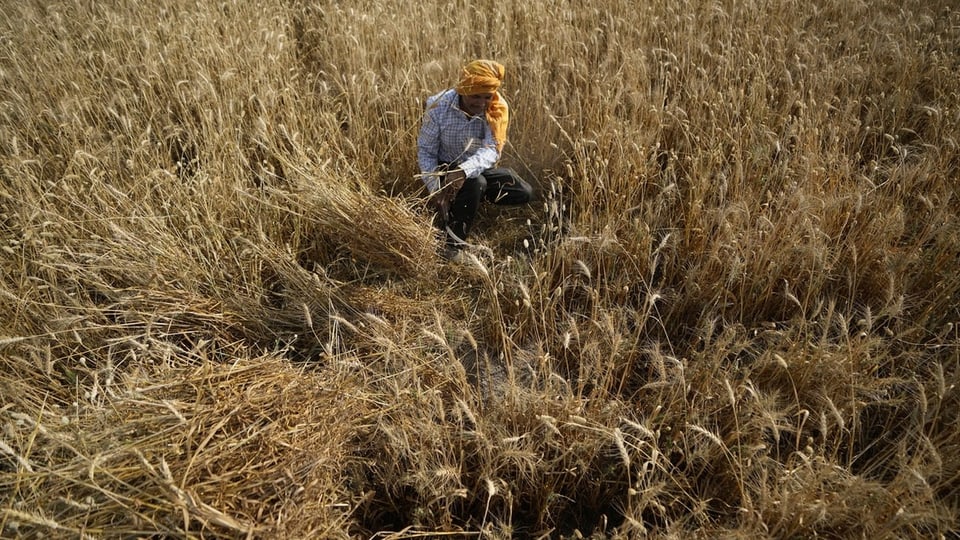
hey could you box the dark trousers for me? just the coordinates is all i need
[444,167,533,244]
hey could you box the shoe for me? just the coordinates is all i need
[441,244,463,262]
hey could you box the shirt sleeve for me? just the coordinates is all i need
[417,106,441,192]
[456,124,500,179]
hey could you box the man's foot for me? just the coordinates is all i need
[441,244,463,262]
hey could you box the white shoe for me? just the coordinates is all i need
[442,245,463,262]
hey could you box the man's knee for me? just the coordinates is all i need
[471,174,489,195]
[516,178,534,201]
[452,174,487,209]
[482,169,533,204]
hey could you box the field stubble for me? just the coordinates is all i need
[1,0,959,537]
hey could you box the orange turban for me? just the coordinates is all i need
[456,59,509,153]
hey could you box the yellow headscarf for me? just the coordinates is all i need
[455,59,509,153]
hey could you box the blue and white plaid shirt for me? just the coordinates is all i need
[417,89,501,193]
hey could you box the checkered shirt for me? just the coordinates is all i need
[417,89,501,193]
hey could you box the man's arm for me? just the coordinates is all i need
[417,109,442,193]
[456,126,499,179]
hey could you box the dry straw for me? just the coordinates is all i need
[2,0,959,537]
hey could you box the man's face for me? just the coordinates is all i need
[460,93,494,116]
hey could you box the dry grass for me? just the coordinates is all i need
[1,0,959,537]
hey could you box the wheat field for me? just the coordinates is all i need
[1,0,958,538]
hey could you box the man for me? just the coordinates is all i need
[417,59,533,258]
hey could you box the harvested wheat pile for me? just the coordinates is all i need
[2,0,959,538]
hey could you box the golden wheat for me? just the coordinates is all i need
[1,0,958,537]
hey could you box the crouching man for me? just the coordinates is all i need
[417,59,534,258]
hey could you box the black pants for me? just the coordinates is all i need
[444,167,533,244]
